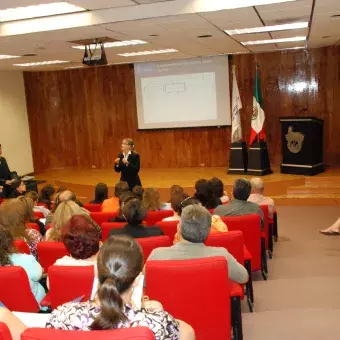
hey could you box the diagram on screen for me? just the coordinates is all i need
[141,72,217,124]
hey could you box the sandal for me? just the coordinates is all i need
[319,230,340,236]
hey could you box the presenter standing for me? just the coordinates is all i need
[0,144,15,198]
[114,138,141,191]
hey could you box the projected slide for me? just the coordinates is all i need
[141,72,217,124]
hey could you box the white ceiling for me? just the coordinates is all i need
[0,0,337,70]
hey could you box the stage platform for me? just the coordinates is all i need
[34,166,340,206]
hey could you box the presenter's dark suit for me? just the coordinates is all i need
[0,156,11,198]
[114,151,142,190]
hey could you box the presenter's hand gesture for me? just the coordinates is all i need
[122,158,128,165]
[114,158,120,165]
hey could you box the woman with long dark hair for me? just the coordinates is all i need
[90,183,108,204]
[38,184,56,210]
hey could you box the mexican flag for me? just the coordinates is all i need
[249,66,266,145]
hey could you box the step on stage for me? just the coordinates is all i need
[34,167,340,206]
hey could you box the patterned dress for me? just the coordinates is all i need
[25,229,42,260]
[46,301,180,339]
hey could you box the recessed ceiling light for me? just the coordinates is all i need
[322,36,331,38]
[71,40,148,49]
[0,55,20,59]
[197,34,213,38]
[0,2,85,22]
[225,22,308,35]
[242,36,306,45]
[14,60,69,67]
[118,49,178,57]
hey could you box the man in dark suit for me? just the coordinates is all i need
[0,144,15,198]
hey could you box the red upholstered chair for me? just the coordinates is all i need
[144,210,174,226]
[155,221,178,242]
[145,257,231,340]
[101,222,126,241]
[33,211,44,219]
[136,236,172,262]
[13,240,30,254]
[0,267,40,312]
[0,322,12,340]
[48,266,95,309]
[84,203,102,212]
[37,242,70,273]
[90,212,117,226]
[21,327,155,340]
[26,223,40,232]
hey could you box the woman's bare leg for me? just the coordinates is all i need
[178,319,195,340]
[320,217,340,233]
[0,308,27,340]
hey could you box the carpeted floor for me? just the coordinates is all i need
[242,206,340,340]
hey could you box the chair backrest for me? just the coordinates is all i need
[90,212,117,226]
[259,205,270,248]
[33,211,44,219]
[144,210,174,226]
[155,221,178,241]
[221,214,261,271]
[13,240,30,254]
[136,236,172,262]
[84,203,102,212]
[26,223,40,232]
[21,327,155,340]
[37,242,70,273]
[36,203,48,208]
[0,267,40,312]
[205,230,245,265]
[0,322,12,340]
[48,266,95,309]
[145,257,231,340]
[101,222,126,241]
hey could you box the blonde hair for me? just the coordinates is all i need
[0,199,32,241]
[143,188,161,211]
[48,201,83,241]
[122,138,135,152]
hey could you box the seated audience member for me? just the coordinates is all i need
[148,204,248,284]
[209,177,230,204]
[214,178,264,229]
[163,185,184,210]
[89,183,108,204]
[132,185,144,200]
[9,180,26,198]
[162,193,189,222]
[0,224,45,306]
[109,198,164,239]
[248,177,275,218]
[194,179,221,209]
[38,184,56,210]
[0,199,42,259]
[173,197,227,243]
[0,236,194,339]
[143,187,166,211]
[101,181,129,212]
[109,192,134,222]
[320,217,340,236]
[25,191,50,217]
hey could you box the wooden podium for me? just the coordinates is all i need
[280,117,324,175]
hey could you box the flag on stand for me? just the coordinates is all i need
[249,65,266,145]
[231,66,243,143]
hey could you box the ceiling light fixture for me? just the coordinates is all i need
[0,55,20,59]
[225,22,308,35]
[118,49,178,57]
[14,60,69,67]
[0,2,85,22]
[71,40,148,50]
[242,36,306,45]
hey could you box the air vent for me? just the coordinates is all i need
[22,53,37,57]
[69,37,119,45]
[197,34,212,38]
[331,14,340,18]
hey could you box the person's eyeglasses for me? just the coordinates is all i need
[180,196,192,208]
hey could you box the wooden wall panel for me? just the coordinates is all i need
[24,46,340,172]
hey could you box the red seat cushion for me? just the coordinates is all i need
[144,211,174,226]
[0,322,12,340]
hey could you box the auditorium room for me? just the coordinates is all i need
[0,0,340,339]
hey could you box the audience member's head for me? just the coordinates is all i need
[0,224,15,266]
[169,185,184,198]
[179,204,212,243]
[25,191,39,205]
[250,178,265,194]
[61,215,100,260]
[93,183,108,203]
[13,180,26,194]
[49,201,83,241]
[209,177,225,199]
[119,191,134,207]
[194,179,208,192]
[39,184,55,202]
[178,196,200,216]
[122,198,147,225]
[170,193,189,214]
[132,186,144,200]
[233,179,252,201]
[143,188,161,211]
[91,235,143,330]
[17,196,36,222]
[114,181,130,198]
[56,186,67,194]
[194,180,219,209]
[0,199,30,240]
